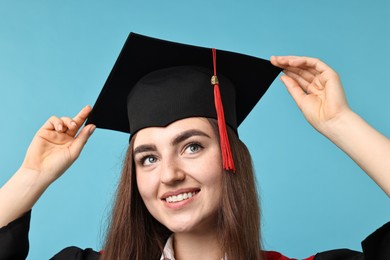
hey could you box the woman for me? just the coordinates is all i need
[0,33,389,260]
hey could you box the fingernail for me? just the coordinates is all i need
[71,121,77,127]
[89,125,96,134]
[58,124,63,131]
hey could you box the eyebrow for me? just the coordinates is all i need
[133,129,211,156]
[171,129,211,146]
[133,144,157,156]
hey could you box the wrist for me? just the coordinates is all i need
[0,168,48,227]
[320,109,364,145]
[14,167,50,193]
[317,108,357,143]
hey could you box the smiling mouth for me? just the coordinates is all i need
[165,190,200,203]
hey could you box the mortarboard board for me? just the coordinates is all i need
[86,32,282,172]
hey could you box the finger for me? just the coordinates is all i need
[280,75,306,110]
[271,55,301,68]
[272,56,315,71]
[69,124,96,160]
[60,117,78,131]
[270,55,285,68]
[307,67,318,76]
[65,105,93,137]
[61,116,81,137]
[272,56,329,74]
[286,56,329,74]
[72,105,93,126]
[313,76,326,90]
[42,116,67,132]
[284,66,316,84]
[284,70,310,93]
[296,57,330,74]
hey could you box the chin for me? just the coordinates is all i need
[164,219,198,233]
[163,214,217,234]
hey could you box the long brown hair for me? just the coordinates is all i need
[102,119,262,260]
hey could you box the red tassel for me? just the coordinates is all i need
[212,48,236,173]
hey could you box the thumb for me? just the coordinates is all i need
[281,75,306,110]
[69,124,96,160]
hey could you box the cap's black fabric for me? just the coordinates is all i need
[127,66,237,135]
[86,32,282,135]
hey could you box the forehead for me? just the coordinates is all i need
[133,117,215,146]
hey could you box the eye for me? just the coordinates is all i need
[184,143,203,154]
[139,155,158,166]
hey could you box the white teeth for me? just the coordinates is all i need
[166,192,196,203]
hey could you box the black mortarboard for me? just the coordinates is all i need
[87,32,281,172]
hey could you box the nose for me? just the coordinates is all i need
[160,157,185,185]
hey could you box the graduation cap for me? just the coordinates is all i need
[87,33,282,172]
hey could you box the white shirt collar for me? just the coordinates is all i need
[160,235,227,260]
[160,235,175,260]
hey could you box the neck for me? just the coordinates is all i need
[173,230,223,260]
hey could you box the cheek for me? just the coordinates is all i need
[136,172,163,222]
[209,151,224,197]
[136,171,159,201]
[207,147,223,177]
[196,147,224,192]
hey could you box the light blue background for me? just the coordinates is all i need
[1,1,389,259]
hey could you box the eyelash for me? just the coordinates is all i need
[137,153,157,166]
[183,142,204,154]
[136,142,205,167]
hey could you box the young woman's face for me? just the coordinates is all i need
[134,117,223,234]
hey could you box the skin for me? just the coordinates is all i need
[271,56,390,197]
[0,56,388,258]
[134,117,224,259]
[0,106,95,226]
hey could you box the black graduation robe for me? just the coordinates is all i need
[0,211,389,260]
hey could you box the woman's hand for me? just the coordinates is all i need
[20,105,96,187]
[0,106,96,226]
[270,56,350,133]
[271,56,390,197]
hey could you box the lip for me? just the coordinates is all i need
[161,188,201,209]
[161,188,201,200]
